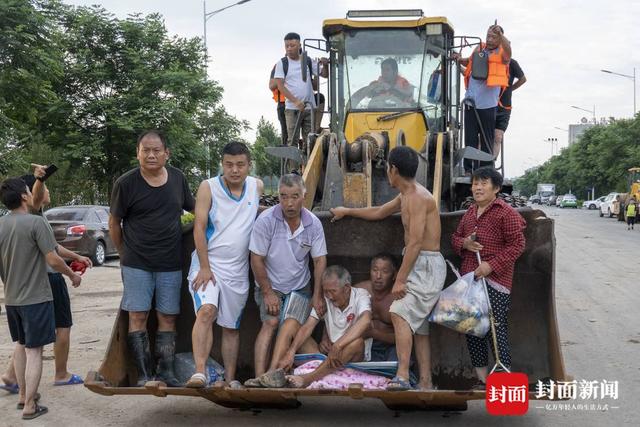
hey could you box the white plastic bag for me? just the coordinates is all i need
[428,263,490,337]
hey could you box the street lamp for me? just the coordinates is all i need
[601,68,636,116]
[202,0,252,177]
[203,0,252,71]
[545,137,558,156]
[570,105,596,124]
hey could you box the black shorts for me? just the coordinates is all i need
[6,301,56,348]
[495,109,511,132]
[628,216,636,225]
[49,272,73,328]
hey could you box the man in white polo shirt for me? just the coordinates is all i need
[244,174,327,387]
[281,265,372,389]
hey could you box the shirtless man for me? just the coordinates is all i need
[354,254,397,361]
[331,146,445,391]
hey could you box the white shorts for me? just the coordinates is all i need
[188,273,249,330]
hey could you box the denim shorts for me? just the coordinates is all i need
[254,283,311,324]
[120,266,182,315]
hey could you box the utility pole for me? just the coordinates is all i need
[602,67,636,116]
[202,0,253,177]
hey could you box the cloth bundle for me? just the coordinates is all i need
[293,360,390,390]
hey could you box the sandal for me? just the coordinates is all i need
[244,377,263,388]
[54,374,84,386]
[22,404,48,420]
[0,382,19,394]
[386,376,412,391]
[471,379,486,391]
[258,369,286,388]
[185,373,207,388]
[17,392,41,410]
[228,380,243,389]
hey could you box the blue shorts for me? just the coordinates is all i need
[370,340,398,362]
[120,266,182,315]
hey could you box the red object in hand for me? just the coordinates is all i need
[70,260,87,275]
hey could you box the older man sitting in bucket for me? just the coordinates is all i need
[277,265,372,388]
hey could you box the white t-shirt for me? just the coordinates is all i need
[273,56,318,110]
[310,287,371,344]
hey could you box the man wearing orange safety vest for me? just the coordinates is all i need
[452,25,511,174]
[269,66,288,145]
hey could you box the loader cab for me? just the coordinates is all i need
[323,13,458,152]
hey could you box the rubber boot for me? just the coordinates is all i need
[155,331,180,387]
[127,331,153,387]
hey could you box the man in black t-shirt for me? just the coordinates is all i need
[109,130,195,387]
[494,59,526,159]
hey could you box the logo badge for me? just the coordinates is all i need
[486,372,529,416]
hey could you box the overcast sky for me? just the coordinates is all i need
[66,0,640,177]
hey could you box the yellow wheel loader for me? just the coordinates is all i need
[86,10,568,411]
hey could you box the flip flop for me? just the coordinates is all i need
[185,373,207,388]
[53,374,84,386]
[386,376,412,391]
[0,382,19,394]
[22,404,48,420]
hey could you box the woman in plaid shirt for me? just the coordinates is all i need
[451,167,526,389]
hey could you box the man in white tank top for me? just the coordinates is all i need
[186,142,263,388]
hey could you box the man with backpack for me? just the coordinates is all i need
[273,32,328,148]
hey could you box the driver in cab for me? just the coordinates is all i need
[351,58,414,108]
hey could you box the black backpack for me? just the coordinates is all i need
[281,54,314,83]
[471,48,489,81]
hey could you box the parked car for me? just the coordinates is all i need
[546,195,558,206]
[529,195,541,204]
[599,192,621,218]
[555,195,565,206]
[44,205,118,265]
[583,196,605,210]
[559,194,578,208]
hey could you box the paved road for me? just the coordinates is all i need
[1,206,638,426]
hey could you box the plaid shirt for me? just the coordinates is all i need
[451,198,526,290]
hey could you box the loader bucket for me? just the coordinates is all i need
[85,208,567,410]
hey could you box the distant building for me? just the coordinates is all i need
[568,123,594,146]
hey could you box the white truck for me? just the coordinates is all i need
[537,183,556,204]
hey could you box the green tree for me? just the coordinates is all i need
[52,6,234,196]
[0,0,64,174]
[1,1,248,204]
[251,117,281,177]
[514,115,640,198]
